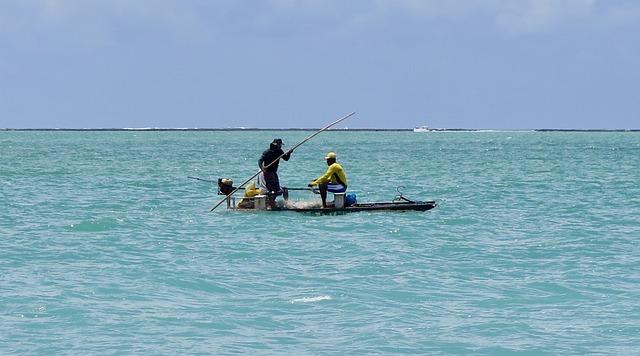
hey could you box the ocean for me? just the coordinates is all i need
[1,130,639,354]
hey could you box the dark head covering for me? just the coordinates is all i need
[270,138,283,148]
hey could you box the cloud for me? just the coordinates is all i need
[373,0,599,33]
[492,0,596,33]
[0,0,213,47]
[1,0,639,47]
[600,1,640,26]
[267,0,639,34]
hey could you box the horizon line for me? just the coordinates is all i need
[1,128,639,132]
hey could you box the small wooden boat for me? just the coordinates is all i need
[217,178,437,214]
[272,200,437,214]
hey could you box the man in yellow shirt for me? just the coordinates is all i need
[308,152,348,208]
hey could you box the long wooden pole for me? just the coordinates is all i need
[210,111,356,211]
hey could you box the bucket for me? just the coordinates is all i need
[254,195,267,210]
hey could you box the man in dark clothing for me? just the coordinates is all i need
[258,138,293,208]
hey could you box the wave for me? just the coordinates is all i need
[290,295,332,304]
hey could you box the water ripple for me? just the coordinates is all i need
[1,131,639,354]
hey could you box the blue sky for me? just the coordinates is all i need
[1,0,639,129]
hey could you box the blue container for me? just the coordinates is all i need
[345,193,357,207]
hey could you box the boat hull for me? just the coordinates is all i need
[273,200,437,214]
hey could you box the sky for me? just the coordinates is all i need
[1,0,639,129]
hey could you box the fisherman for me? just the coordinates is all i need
[258,138,293,208]
[308,151,348,208]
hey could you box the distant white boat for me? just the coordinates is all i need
[413,126,430,132]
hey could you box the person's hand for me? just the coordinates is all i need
[286,149,293,155]
[307,183,314,188]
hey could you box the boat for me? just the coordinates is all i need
[271,200,437,214]
[216,178,437,214]
[413,126,430,132]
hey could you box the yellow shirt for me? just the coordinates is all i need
[311,163,348,186]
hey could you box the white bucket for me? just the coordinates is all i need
[254,195,267,210]
[334,192,345,209]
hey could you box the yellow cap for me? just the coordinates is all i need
[324,152,337,160]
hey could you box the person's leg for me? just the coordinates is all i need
[265,172,280,209]
[323,184,345,208]
[267,193,276,209]
[282,187,289,200]
[319,184,328,207]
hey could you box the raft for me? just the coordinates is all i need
[273,200,437,213]
[216,177,437,214]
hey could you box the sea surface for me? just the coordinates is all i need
[1,130,639,354]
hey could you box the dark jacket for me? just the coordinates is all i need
[258,147,290,173]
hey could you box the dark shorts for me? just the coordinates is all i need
[261,171,281,193]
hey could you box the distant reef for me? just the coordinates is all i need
[0,128,410,131]
[1,128,638,132]
[533,129,640,132]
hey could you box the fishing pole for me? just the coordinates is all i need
[188,176,217,183]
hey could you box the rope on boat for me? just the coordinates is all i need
[393,186,415,203]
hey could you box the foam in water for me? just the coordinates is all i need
[290,295,332,304]
[282,199,322,209]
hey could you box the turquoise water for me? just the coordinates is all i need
[1,130,639,354]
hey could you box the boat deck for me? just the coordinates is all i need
[248,201,437,214]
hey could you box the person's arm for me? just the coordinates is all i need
[282,149,292,161]
[309,165,336,186]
